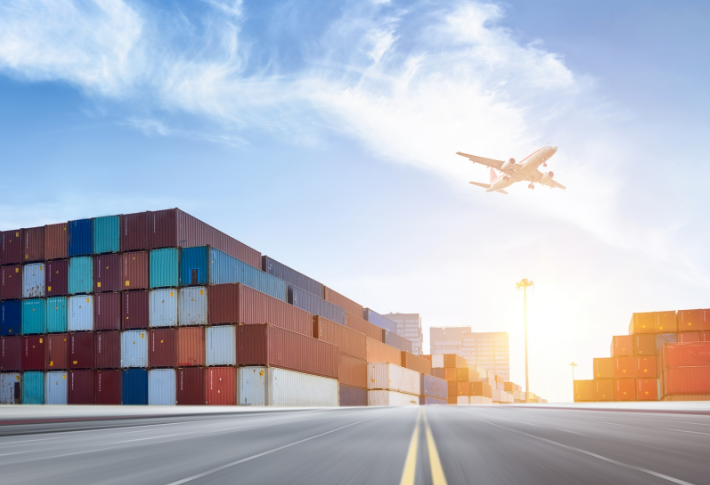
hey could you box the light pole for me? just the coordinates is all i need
[516,278,534,403]
[570,362,577,401]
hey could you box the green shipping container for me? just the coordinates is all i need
[150,248,179,288]
[22,299,46,334]
[46,296,68,333]
[68,256,93,294]
[93,215,120,254]
[22,371,44,404]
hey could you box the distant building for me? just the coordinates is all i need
[429,326,469,355]
[384,313,423,355]
[429,327,510,381]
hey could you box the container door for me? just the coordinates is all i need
[190,269,198,286]
[13,382,20,404]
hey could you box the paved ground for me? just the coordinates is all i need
[0,404,708,484]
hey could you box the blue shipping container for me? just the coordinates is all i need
[180,246,209,286]
[0,300,21,336]
[420,374,448,400]
[46,296,68,333]
[68,219,93,256]
[22,371,44,404]
[363,308,397,333]
[150,248,179,288]
[656,333,677,353]
[122,368,148,405]
[419,397,447,405]
[21,299,46,334]
[383,329,413,353]
[262,256,324,297]
[93,215,120,254]
[68,256,93,294]
[289,285,345,325]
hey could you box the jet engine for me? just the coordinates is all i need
[540,171,554,183]
[500,158,516,172]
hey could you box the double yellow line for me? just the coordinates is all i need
[400,410,448,485]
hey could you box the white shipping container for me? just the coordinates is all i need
[0,372,21,404]
[457,396,470,405]
[149,288,178,327]
[513,390,522,400]
[492,388,501,402]
[206,325,236,366]
[431,354,444,368]
[237,367,338,407]
[179,287,207,326]
[68,295,94,331]
[121,330,148,368]
[22,263,45,298]
[367,363,420,396]
[470,396,493,404]
[45,371,68,405]
[149,369,176,405]
[367,390,419,406]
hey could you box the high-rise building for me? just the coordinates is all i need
[429,326,469,355]
[384,313,424,355]
[429,327,510,381]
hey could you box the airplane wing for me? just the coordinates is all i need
[456,152,505,170]
[527,170,566,190]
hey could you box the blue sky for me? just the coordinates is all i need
[1,0,708,402]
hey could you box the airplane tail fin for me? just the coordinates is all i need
[490,168,498,183]
[469,181,490,189]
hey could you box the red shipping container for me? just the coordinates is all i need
[323,286,363,317]
[46,333,68,370]
[633,334,656,356]
[94,254,122,293]
[313,315,367,361]
[69,370,95,405]
[95,331,121,369]
[1,229,23,265]
[177,326,205,367]
[339,354,367,388]
[663,367,710,395]
[45,223,68,261]
[149,328,177,368]
[594,379,614,401]
[23,226,45,262]
[22,335,46,371]
[677,309,704,332]
[122,290,149,329]
[610,335,633,357]
[636,378,659,401]
[121,212,148,252]
[236,323,339,379]
[661,342,710,368]
[635,356,657,378]
[205,366,236,405]
[629,312,655,335]
[122,251,148,290]
[0,264,22,300]
[68,332,94,369]
[0,336,21,371]
[678,332,700,343]
[655,311,677,333]
[208,284,311,336]
[178,367,205,405]
[46,259,69,297]
[613,357,635,378]
[95,369,121,405]
[344,312,383,341]
[614,379,635,401]
[702,331,710,342]
[95,292,121,331]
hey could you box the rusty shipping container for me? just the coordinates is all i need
[0,264,22,301]
[205,366,236,405]
[22,335,46,371]
[663,367,710,395]
[122,251,149,290]
[46,259,69,297]
[68,370,95,404]
[339,354,367,388]
[23,226,45,262]
[177,367,205,405]
[95,369,121,404]
[1,229,23,265]
[365,337,401,365]
[401,351,431,375]
[177,326,205,367]
[614,379,635,401]
[149,328,177,368]
[677,309,705,332]
[122,290,149,330]
[95,292,121,331]
[120,212,148,252]
[344,312,382,341]
[46,333,68,370]
[611,335,633,357]
[45,223,68,260]
[69,332,94,369]
[633,334,656,356]
[323,286,363,316]
[95,331,121,369]
[313,315,367,361]
[0,336,21,371]
[661,342,710,368]
[236,324,339,379]
[94,254,122,293]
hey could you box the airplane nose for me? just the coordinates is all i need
[550,145,558,152]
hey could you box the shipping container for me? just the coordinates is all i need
[661,342,710,368]
[457,382,470,396]
[401,352,430,376]
[614,379,635,401]
[323,286,363,317]
[0,336,21,371]
[22,371,44,404]
[0,372,21,404]
[703,331,710,342]
[237,366,339,407]
[610,335,633,357]
[367,363,420,395]
[68,219,93,257]
[46,296,67,333]
[262,256,323,297]
[656,333,677,353]
[339,354,367,388]
[95,292,121,331]
[177,367,205,405]
[179,246,209,286]
[122,368,148,405]
[344,312,381,341]
[23,226,45,263]
[121,330,148,368]
[68,332,94,369]
[654,311,677,333]
[661,394,710,401]
[382,330,412,353]
[94,253,121,293]
[208,284,312,336]
[340,384,367,406]
[363,309,397,333]
[313,315,367,361]
[148,368,176,405]
[22,299,46,334]
[45,371,67,404]
[206,248,286,300]
[122,251,149,290]
[469,381,493,398]
[95,369,121,404]
[678,332,700,343]
[444,354,468,368]
[45,333,67,370]
[149,288,178,327]
[46,259,68,297]
[504,382,522,392]
[663,367,710,395]
[45,223,68,261]
[456,368,472,382]
[470,396,494,405]
[420,397,447,405]
[68,295,93,332]
[178,287,207,326]
[68,256,92,295]
[633,334,656,356]
[150,248,179,288]
[594,379,614,401]
[22,263,45,298]
[149,328,177,368]
[573,380,594,402]
[420,374,447,400]
[0,300,21,335]
[0,264,22,300]
[368,390,418,406]
[95,331,121,369]
[121,212,148,253]
[206,325,236,367]
[205,366,236,405]
[122,290,149,330]
[365,337,401,365]
[457,396,469,405]
[177,326,205,367]
[93,215,120,254]
[677,309,704,332]
[628,312,656,335]
[289,285,344,325]
[1,229,23,265]
[593,358,614,379]
[636,378,659,401]
[68,370,94,404]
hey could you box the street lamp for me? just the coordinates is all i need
[569,362,577,401]
[516,278,534,403]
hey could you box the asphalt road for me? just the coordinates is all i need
[0,405,708,484]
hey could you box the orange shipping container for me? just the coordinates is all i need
[401,351,431,375]
[676,309,704,332]
[447,396,457,405]
[177,326,205,367]
[365,337,401,365]
[614,379,635,401]
[205,367,236,405]
[339,354,367,388]
[457,382,470,396]
[636,378,659,401]
[574,380,594,402]
[633,334,656,356]
[323,286,363,316]
[594,379,614,401]
[593,358,614,379]
[344,313,382,341]
[447,381,457,397]
[655,311,677,333]
[614,357,635,378]
[314,316,367,361]
[628,313,656,335]
[456,368,472,382]
[678,332,700,343]
[444,354,468,368]
[470,381,492,398]
[635,356,657,378]
[702,331,710,342]
[444,368,457,381]
[611,335,633,357]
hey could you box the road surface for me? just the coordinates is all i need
[0,405,708,484]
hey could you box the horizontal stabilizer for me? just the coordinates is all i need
[498,190,509,195]
[469,181,491,189]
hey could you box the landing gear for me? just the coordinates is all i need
[543,163,547,167]
[528,184,535,190]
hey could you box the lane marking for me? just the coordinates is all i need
[664,429,710,436]
[423,411,448,485]
[399,411,421,485]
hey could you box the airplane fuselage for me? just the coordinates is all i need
[487,145,558,192]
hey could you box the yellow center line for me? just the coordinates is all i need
[424,411,448,485]
[399,410,421,485]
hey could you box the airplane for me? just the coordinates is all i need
[456,145,566,194]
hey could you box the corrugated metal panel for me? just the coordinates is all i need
[46,259,68,297]
[344,312,381,340]
[611,335,633,357]
[150,248,179,288]
[633,334,656,355]
[237,366,338,406]
[209,248,287,301]
[68,219,93,257]
[636,378,659,401]
[95,331,121,369]
[23,226,45,263]
[614,378,635,401]
[363,309,397,333]
[663,367,710,395]
[677,309,703,332]
[95,292,121,331]
[22,371,44,404]
[636,356,657,378]
[262,256,324,297]
[679,332,700,343]
[289,285,344,325]
[0,264,22,301]
[177,367,204,405]
[656,311,678,332]
[1,229,23,265]
[122,251,149,290]
[367,363,420,395]
[177,326,204,367]
[402,352,430,375]
[149,328,176,368]
[122,290,149,330]
[93,216,120,254]
[339,354,367,388]
[0,336,21,371]
[68,370,94,404]
[0,300,21,336]
[205,366,236,405]
[68,295,94,332]
[382,330,412,353]
[365,337,401,365]
[419,396,447,405]
[149,288,178,327]
[22,299,46,334]
[661,342,710,368]
[178,287,207,326]
[94,253,121,293]
[313,316,367,360]
[340,385,367,406]
[68,256,93,295]
[205,325,236,366]
[121,330,148,368]
[95,369,121,404]
[68,332,94,369]
[122,368,148,405]
[46,297,68,333]
[22,263,46,298]
[148,368,176,405]
[46,333,67,370]
[0,372,21,404]
[45,223,68,261]
[120,212,148,252]
[179,246,208,286]
[45,371,68,404]
[421,374,447,399]
[323,286,363,316]
[367,390,418,406]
